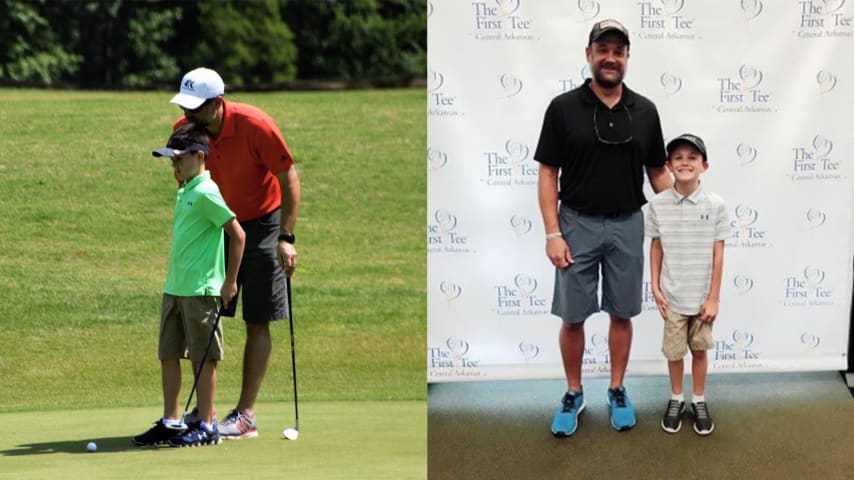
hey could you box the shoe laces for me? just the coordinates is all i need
[611,388,627,407]
[666,399,682,417]
[561,393,579,412]
[224,408,253,425]
[693,402,710,420]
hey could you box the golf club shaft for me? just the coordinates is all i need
[286,276,299,430]
[183,304,223,417]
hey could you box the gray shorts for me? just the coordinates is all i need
[551,206,644,324]
[159,294,223,362]
[225,209,288,323]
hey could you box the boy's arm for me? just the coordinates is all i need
[649,237,669,317]
[699,239,726,323]
[221,218,246,309]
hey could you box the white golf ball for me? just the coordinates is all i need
[86,441,97,452]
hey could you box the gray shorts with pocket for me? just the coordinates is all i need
[551,205,644,324]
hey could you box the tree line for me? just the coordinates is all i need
[0,0,426,89]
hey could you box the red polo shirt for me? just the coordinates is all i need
[175,100,294,222]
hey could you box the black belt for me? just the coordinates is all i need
[579,210,634,219]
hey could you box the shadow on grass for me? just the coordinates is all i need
[1,435,151,456]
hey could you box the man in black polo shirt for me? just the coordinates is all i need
[535,18,672,437]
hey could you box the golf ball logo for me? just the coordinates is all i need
[800,332,821,349]
[519,341,540,360]
[733,275,754,294]
[439,281,463,302]
[817,70,837,94]
[738,65,764,91]
[428,147,448,171]
[805,208,826,229]
[735,143,757,165]
[446,337,470,358]
[660,72,682,96]
[576,0,600,21]
[741,0,763,20]
[510,214,533,237]
[499,73,524,98]
[428,70,444,92]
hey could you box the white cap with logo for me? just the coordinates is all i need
[170,67,225,110]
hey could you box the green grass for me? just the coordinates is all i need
[0,401,426,480]
[0,88,426,410]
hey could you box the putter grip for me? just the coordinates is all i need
[220,296,237,317]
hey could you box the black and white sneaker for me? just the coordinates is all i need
[660,399,685,433]
[132,419,186,446]
[691,401,715,436]
[167,421,221,447]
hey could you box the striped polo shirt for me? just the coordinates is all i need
[645,184,730,315]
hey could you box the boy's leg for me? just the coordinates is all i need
[194,359,218,425]
[691,349,708,396]
[668,358,684,395]
[161,359,182,421]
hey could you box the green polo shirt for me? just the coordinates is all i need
[164,171,235,296]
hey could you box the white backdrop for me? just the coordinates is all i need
[427,0,854,382]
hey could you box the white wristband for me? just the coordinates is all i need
[546,232,562,240]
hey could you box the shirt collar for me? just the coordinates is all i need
[580,78,636,108]
[181,170,210,192]
[669,182,704,204]
[218,99,235,140]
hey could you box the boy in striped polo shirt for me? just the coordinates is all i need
[646,133,729,436]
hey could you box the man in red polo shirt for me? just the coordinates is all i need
[169,67,300,439]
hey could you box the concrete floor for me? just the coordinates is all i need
[428,372,854,480]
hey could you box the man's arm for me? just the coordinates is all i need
[538,164,572,268]
[646,165,672,193]
[276,165,300,277]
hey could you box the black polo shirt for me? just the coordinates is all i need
[534,78,666,216]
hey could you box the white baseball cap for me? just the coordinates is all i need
[170,67,225,110]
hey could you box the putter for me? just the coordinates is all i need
[181,302,224,422]
[282,276,300,440]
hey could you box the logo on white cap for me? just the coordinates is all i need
[170,67,224,110]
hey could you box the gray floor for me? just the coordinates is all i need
[428,372,854,480]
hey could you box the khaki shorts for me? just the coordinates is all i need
[159,294,223,362]
[661,308,713,361]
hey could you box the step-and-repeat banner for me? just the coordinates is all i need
[427,1,854,382]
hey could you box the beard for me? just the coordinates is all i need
[591,63,624,89]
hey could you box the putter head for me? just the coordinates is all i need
[282,427,299,440]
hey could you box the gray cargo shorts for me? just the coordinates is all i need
[551,205,644,324]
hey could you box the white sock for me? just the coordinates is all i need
[163,417,185,429]
[670,392,684,402]
[693,394,706,404]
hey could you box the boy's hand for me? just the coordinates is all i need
[221,281,238,310]
[653,288,669,319]
[546,236,573,269]
[699,299,719,323]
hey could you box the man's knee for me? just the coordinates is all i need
[245,322,270,337]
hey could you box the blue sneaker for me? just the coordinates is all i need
[607,386,636,431]
[551,391,585,437]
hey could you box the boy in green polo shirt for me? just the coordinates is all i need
[132,123,245,448]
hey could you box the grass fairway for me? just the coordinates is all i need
[0,88,426,477]
[0,401,425,480]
